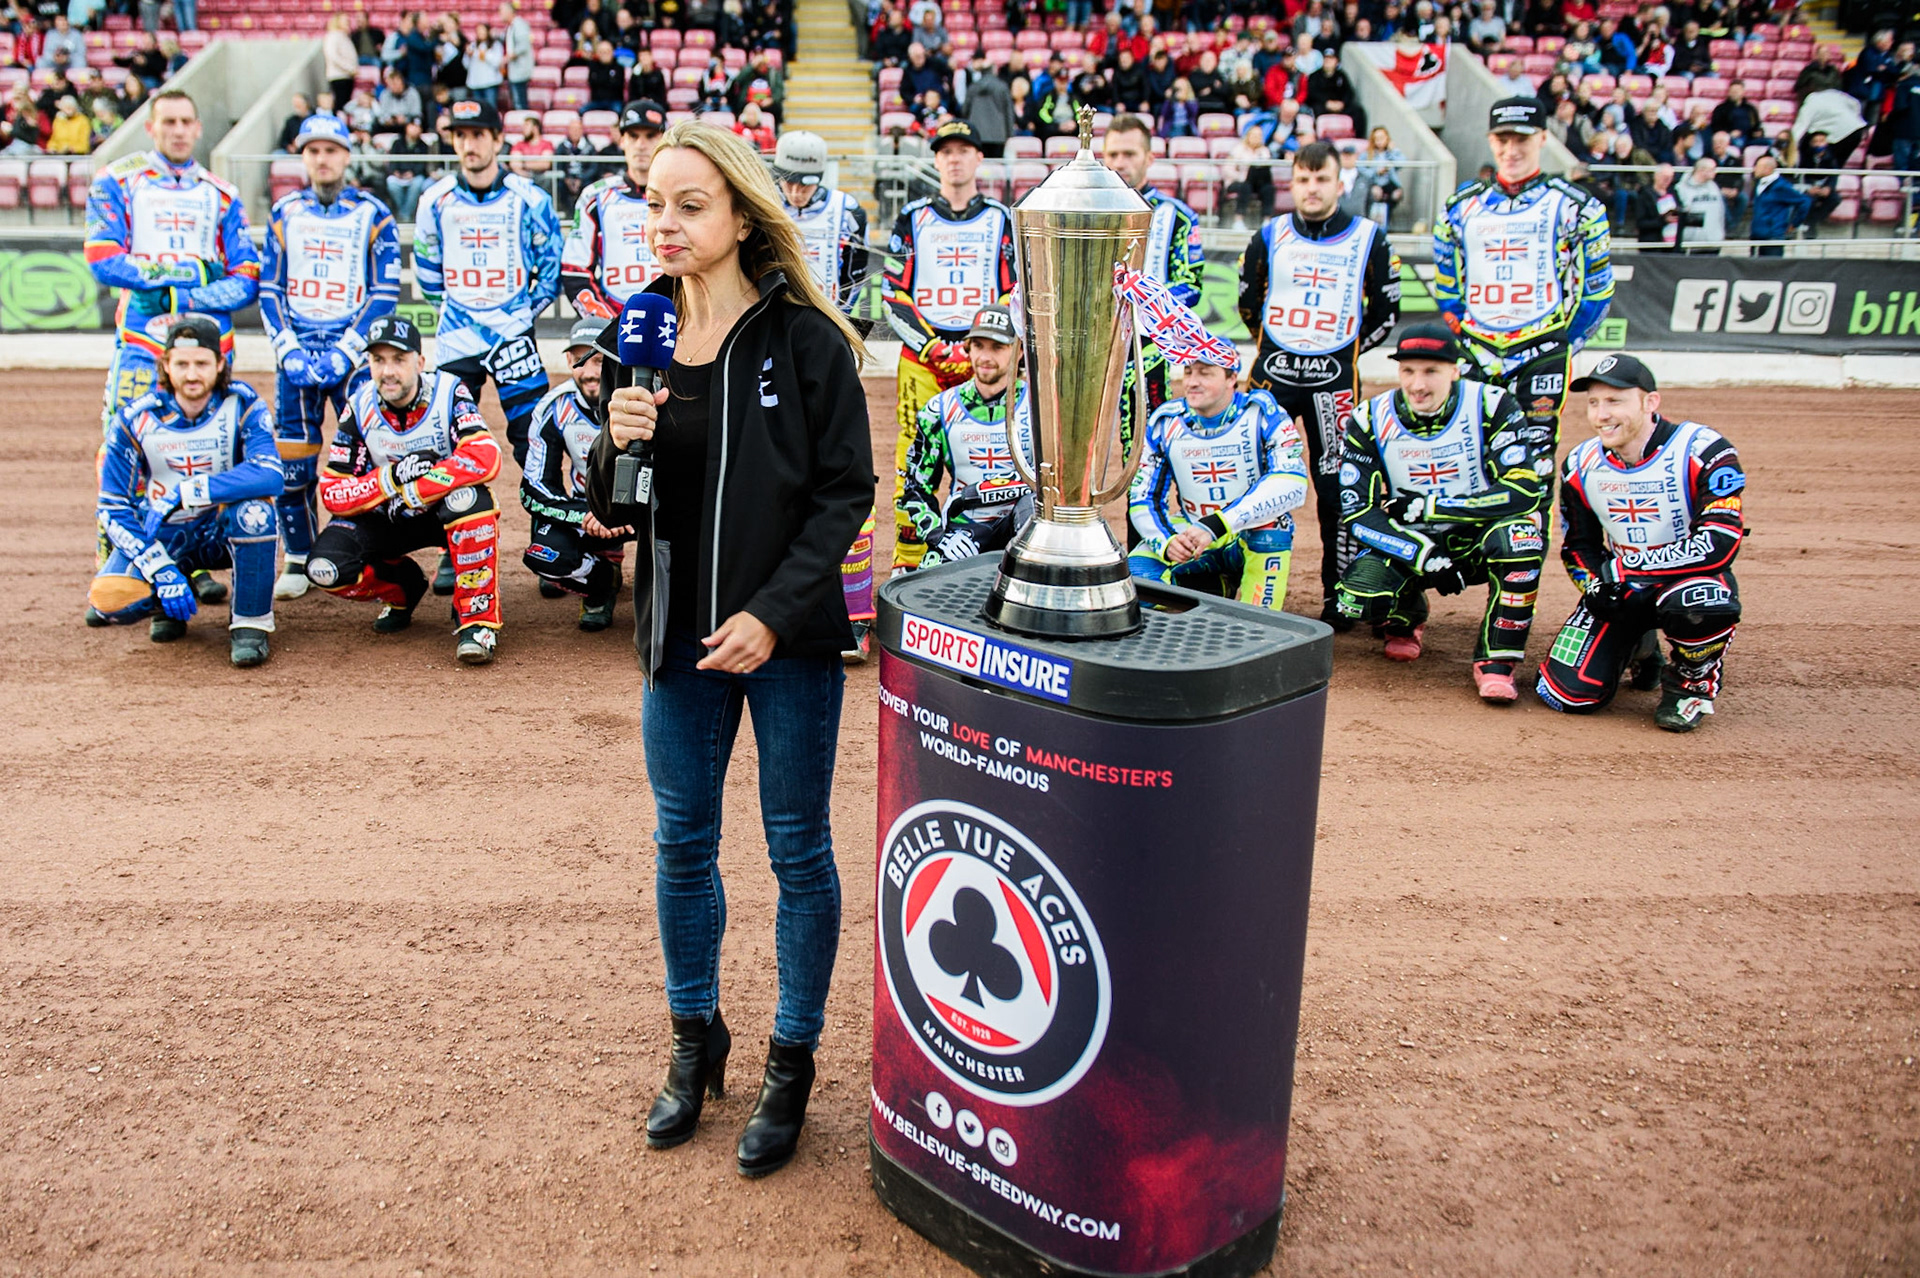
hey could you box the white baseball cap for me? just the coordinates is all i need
[771,130,828,186]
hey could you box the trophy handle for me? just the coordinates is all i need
[1006,368,1039,491]
[1090,320,1151,509]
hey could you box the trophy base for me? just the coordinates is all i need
[982,515,1143,639]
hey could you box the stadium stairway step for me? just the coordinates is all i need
[785,0,878,160]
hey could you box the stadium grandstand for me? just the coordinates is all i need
[0,0,1907,250]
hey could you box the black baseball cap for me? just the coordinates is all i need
[1570,353,1657,392]
[965,304,1017,345]
[163,312,223,352]
[366,315,422,354]
[1488,96,1547,135]
[619,98,667,134]
[444,97,502,132]
[930,118,983,153]
[1388,321,1463,363]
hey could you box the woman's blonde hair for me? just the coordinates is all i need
[654,121,869,364]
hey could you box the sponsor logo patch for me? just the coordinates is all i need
[899,613,1072,704]
[879,800,1110,1105]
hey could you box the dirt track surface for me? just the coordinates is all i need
[3,371,1916,1277]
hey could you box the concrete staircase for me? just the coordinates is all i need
[784,0,881,208]
[1799,0,1862,59]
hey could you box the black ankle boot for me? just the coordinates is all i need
[645,1009,730,1149]
[736,1038,816,1178]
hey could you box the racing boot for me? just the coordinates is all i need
[188,569,228,605]
[1382,624,1425,662]
[432,551,456,596]
[647,1009,731,1150]
[273,557,311,601]
[1627,630,1664,691]
[841,619,873,665]
[539,579,566,599]
[736,1038,816,1179]
[578,592,616,633]
[454,624,497,665]
[1319,599,1355,633]
[229,627,271,668]
[149,615,187,643]
[374,574,429,634]
[83,606,109,627]
[1654,689,1714,733]
[1472,660,1519,703]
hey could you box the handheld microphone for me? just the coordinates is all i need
[609,292,678,518]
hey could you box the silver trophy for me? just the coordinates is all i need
[982,108,1152,639]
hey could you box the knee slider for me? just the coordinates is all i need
[436,485,496,522]
[1658,578,1741,630]
[1243,525,1294,554]
[1482,517,1547,566]
[1534,671,1602,713]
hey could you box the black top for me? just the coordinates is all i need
[585,271,877,673]
[656,359,715,638]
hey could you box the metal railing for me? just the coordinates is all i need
[1585,163,1918,248]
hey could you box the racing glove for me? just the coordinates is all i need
[1383,490,1431,525]
[1421,555,1471,596]
[1583,580,1629,620]
[933,527,980,563]
[386,452,441,510]
[310,347,354,387]
[151,564,197,621]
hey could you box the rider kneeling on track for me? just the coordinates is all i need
[522,318,632,632]
[1534,354,1745,733]
[305,315,505,666]
[89,313,284,668]
[1127,350,1309,611]
[897,304,1036,570]
[1334,322,1553,703]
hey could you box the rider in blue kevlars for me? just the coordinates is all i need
[89,314,284,668]
[258,113,402,600]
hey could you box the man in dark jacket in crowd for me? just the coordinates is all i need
[1747,153,1811,254]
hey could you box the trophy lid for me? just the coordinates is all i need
[1015,106,1150,217]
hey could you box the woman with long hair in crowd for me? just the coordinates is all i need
[588,123,874,1180]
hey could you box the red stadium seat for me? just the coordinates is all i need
[564,65,591,87]
[1523,53,1556,79]
[1691,76,1728,100]
[878,110,914,133]
[1180,161,1219,208]
[267,158,306,203]
[535,47,568,67]
[1763,77,1796,99]
[1168,136,1206,160]
[1863,175,1904,222]
[1828,175,1859,223]
[1582,72,1615,95]
[1619,72,1653,95]
[1197,112,1237,138]
[1316,112,1353,140]
[1014,29,1046,50]
[1733,57,1770,81]
[582,108,618,133]
[1010,160,1047,200]
[1004,135,1041,159]
[1505,34,1534,53]
[544,27,570,47]
[683,29,714,49]
[977,160,1007,203]
[540,108,576,133]
[1758,99,1794,125]
[1778,40,1813,62]
[554,86,590,110]
[1708,38,1739,61]
[1043,135,1078,159]
[722,48,745,71]
[505,109,537,133]
[1147,159,1177,190]
[0,159,25,210]
[980,29,1011,49]
[531,64,561,87]
[671,66,702,88]
[878,66,902,93]
[1534,35,1564,54]
[667,87,697,110]
[667,109,694,125]
[650,28,681,48]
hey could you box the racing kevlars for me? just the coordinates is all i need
[522,319,629,632]
[307,316,505,666]
[84,88,259,614]
[1432,97,1612,452]
[258,113,402,601]
[89,314,284,668]
[884,118,1016,570]
[1128,348,1309,612]
[898,305,1035,573]
[1101,113,1205,420]
[1335,322,1552,704]
[773,129,877,661]
[415,96,562,473]
[1238,138,1400,623]
[1536,354,1745,732]
[85,89,260,432]
[560,99,665,321]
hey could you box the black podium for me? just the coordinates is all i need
[869,555,1332,1278]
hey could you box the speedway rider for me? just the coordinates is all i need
[1128,349,1309,613]
[89,314,283,668]
[560,98,666,322]
[1334,322,1551,704]
[1432,97,1612,455]
[883,118,1016,570]
[84,88,259,615]
[306,316,506,666]
[1101,113,1205,421]
[897,305,1035,571]
[522,318,629,632]
[1237,138,1399,624]
[1535,354,1745,733]
[258,112,402,601]
[415,97,561,467]
[773,128,879,660]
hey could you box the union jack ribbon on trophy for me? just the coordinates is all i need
[1110,263,1240,371]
